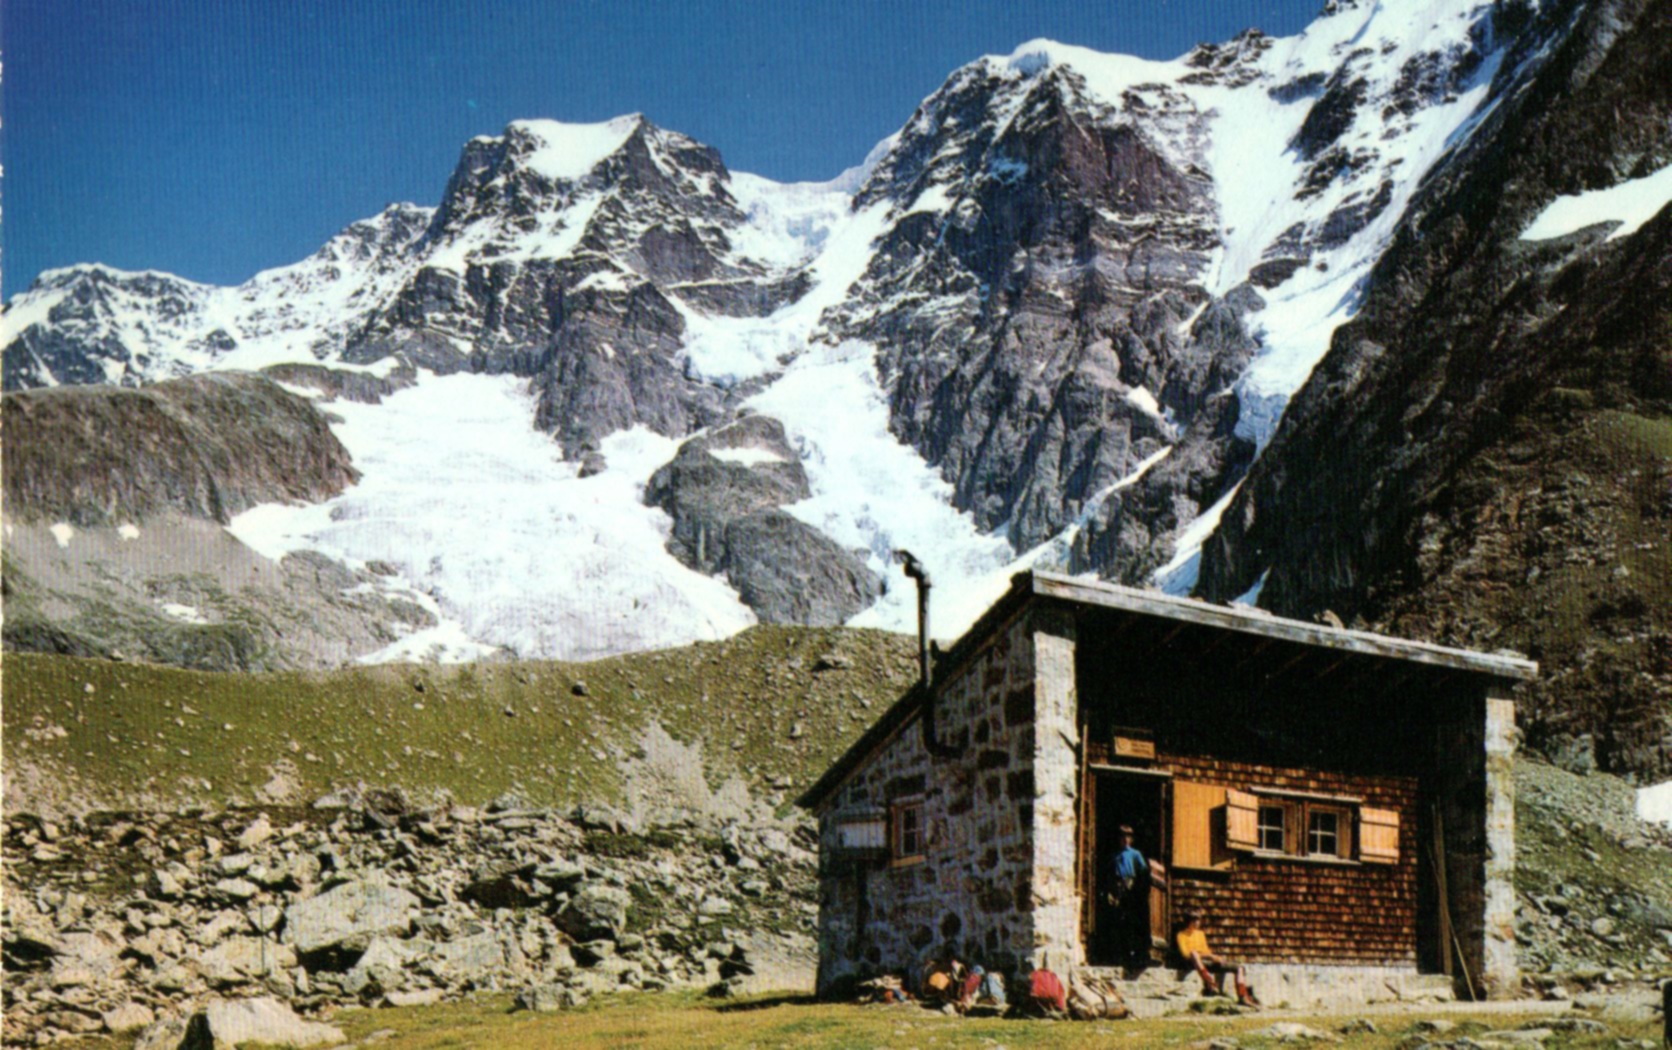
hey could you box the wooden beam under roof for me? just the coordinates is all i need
[1031,572,1537,681]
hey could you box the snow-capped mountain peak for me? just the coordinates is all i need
[4,0,1587,665]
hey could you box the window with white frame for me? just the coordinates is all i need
[1307,807,1343,857]
[1257,804,1288,852]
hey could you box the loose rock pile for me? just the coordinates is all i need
[1513,762,1672,978]
[2,791,819,1045]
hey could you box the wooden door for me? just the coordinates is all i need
[1148,857,1169,954]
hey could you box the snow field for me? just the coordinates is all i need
[749,339,1020,640]
[511,116,642,182]
[1638,780,1672,829]
[227,372,755,662]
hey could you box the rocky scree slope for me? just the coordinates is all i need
[1197,0,1672,781]
[2,799,819,1046]
[2,374,441,672]
[0,1,1560,663]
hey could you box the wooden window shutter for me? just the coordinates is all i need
[1170,781,1225,869]
[1226,788,1259,852]
[1359,806,1400,864]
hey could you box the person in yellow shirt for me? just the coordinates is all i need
[1176,909,1257,1007]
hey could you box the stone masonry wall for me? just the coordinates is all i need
[814,610,1038,993]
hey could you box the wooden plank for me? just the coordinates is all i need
[1252,787,1366,805]
[1030,572,1538,680]
[1079,750,1097,945]
[1226,788,1259,851]
[1087,763,1173,778]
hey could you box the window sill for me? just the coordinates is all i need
[890,855,927,869]
[1248,850,1361,867]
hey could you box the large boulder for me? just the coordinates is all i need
[197,937,297,988]
[282,880,419,961]
[176,997,344,1049]
[555,885,632,942]
[429,930,507,982]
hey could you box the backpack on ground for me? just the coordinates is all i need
[1068,973,1130,1020]
[1026,967,1067,1016]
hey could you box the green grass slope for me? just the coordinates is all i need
[2,626,918,815]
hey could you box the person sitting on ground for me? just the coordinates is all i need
[921,954,964,1005]
[1176,909,1258,1007]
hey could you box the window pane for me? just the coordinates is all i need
[1308,810,1339,856]
[893,802,924,859]
[1258,805,1286,852]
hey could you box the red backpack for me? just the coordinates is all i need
[1028,968,1066,1012]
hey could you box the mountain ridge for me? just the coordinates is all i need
[5,0,1667,780]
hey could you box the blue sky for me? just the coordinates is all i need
[2,0,1319,298]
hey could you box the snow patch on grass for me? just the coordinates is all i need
[159,603,209,625]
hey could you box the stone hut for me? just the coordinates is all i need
[798,571,1535,1003]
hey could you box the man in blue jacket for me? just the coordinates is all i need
[1103,825,1150,969]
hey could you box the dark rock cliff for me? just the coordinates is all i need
[835,59,1257,562]
[1197,0,1672,779]
[645,416,881,625]
[3,372,358,526]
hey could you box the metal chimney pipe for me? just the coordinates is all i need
[894,550,932,690]
[895,550,959,758]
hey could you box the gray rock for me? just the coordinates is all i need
[643,415,883,625]
[283,880,420,958]
[236,815,275,850]
[133,1015,191,1050]
[198,937,297,987]
[210,878,258,902]
[430,931,506,978]
[148,866,187,900]
[382,988,444,1008]
[177,997,345,1049]
[103,1001,157,1034]
[556,885,632,942]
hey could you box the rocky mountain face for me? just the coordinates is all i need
[3,0,1666,780]
[3,373,357,528]
[644,415,882,624]
[2,375,442,670]
[1197,0,1672,780]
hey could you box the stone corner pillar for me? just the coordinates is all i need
[1480,692,1518,999]
[1028,605,1083,969]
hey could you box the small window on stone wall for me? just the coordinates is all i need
[890,798,925,866]
[837,816,886,852]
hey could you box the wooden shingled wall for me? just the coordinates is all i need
[1163,754,1420,966]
